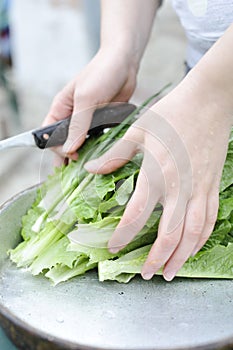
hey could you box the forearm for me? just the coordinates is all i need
[100,0,160,70]
[183,23,233,123]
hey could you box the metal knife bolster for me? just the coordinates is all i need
[32,103,136,149]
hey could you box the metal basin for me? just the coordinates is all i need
[0,187,233,350]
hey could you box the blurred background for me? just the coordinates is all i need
[0,0,186,205]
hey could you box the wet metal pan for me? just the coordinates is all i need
[0,187,233,350]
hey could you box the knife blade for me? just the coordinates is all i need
[0,103,136,152]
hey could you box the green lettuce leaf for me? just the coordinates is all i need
[9,98,233,285]
[99,174,135,212]
[29,236,84,276]
[9,221,68,267]
[99,243,233,282]
[218,197,233,220]
[45,258,96,286]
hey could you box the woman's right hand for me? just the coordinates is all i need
[43,47,138,166]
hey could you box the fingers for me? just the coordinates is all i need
[46,96,96,159]
[63,106,95,154]
[53,153,66,168]
[191,189,219,255]
[43,81,96,158]
[108,158,162,253]
[52,146,78,167]
[142,188,219,282]
[162,194,207,280]
[84,125,162,253]
[84,130,141,174]
[111,73,137,103]
[142,200,186,280]
[43,81,81,161]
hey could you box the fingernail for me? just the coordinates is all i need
[84,161,96,172]
[163,271,175,282]
[63,141,74,154]
[108,243,125,254]
[142,272,154,280]
[109,247,119,254]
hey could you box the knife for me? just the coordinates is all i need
[0,103,136,151]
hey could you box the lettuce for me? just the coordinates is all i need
[99,243,233,282]
[8,92,233,284]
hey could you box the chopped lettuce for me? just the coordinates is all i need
[8,93,233,284]
[29,236,82,276]
[218,197,233,220]
[45,258,96,285]
[99,242,233,282]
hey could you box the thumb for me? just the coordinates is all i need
[63,106,95,154]
[84,138,137,174]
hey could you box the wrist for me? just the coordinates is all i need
[95,43,139,83]
[179,70,233,128]
[99,39,140,73]
[182,25,233,127]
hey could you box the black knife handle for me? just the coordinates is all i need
[32,103,136,149]
[32,118,70,149]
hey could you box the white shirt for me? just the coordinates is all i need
[171,0,233,68]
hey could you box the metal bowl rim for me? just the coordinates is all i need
[0,186,233,350]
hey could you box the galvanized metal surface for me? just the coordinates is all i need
[0,187,233,350]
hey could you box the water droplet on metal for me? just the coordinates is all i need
[56,316,64,323]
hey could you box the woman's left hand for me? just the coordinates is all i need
[85,78,232,281]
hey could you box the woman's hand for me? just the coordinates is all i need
[84,23,233,281]
[85,77,232,281]
[42,0,161,166]
[43,48,138,166]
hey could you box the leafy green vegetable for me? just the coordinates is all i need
[99,242,233,281]
[45,258,96,286]
[8,91,233,285]
[220,152,233,192]
[218,197,233,220]
[30,236,82,276]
